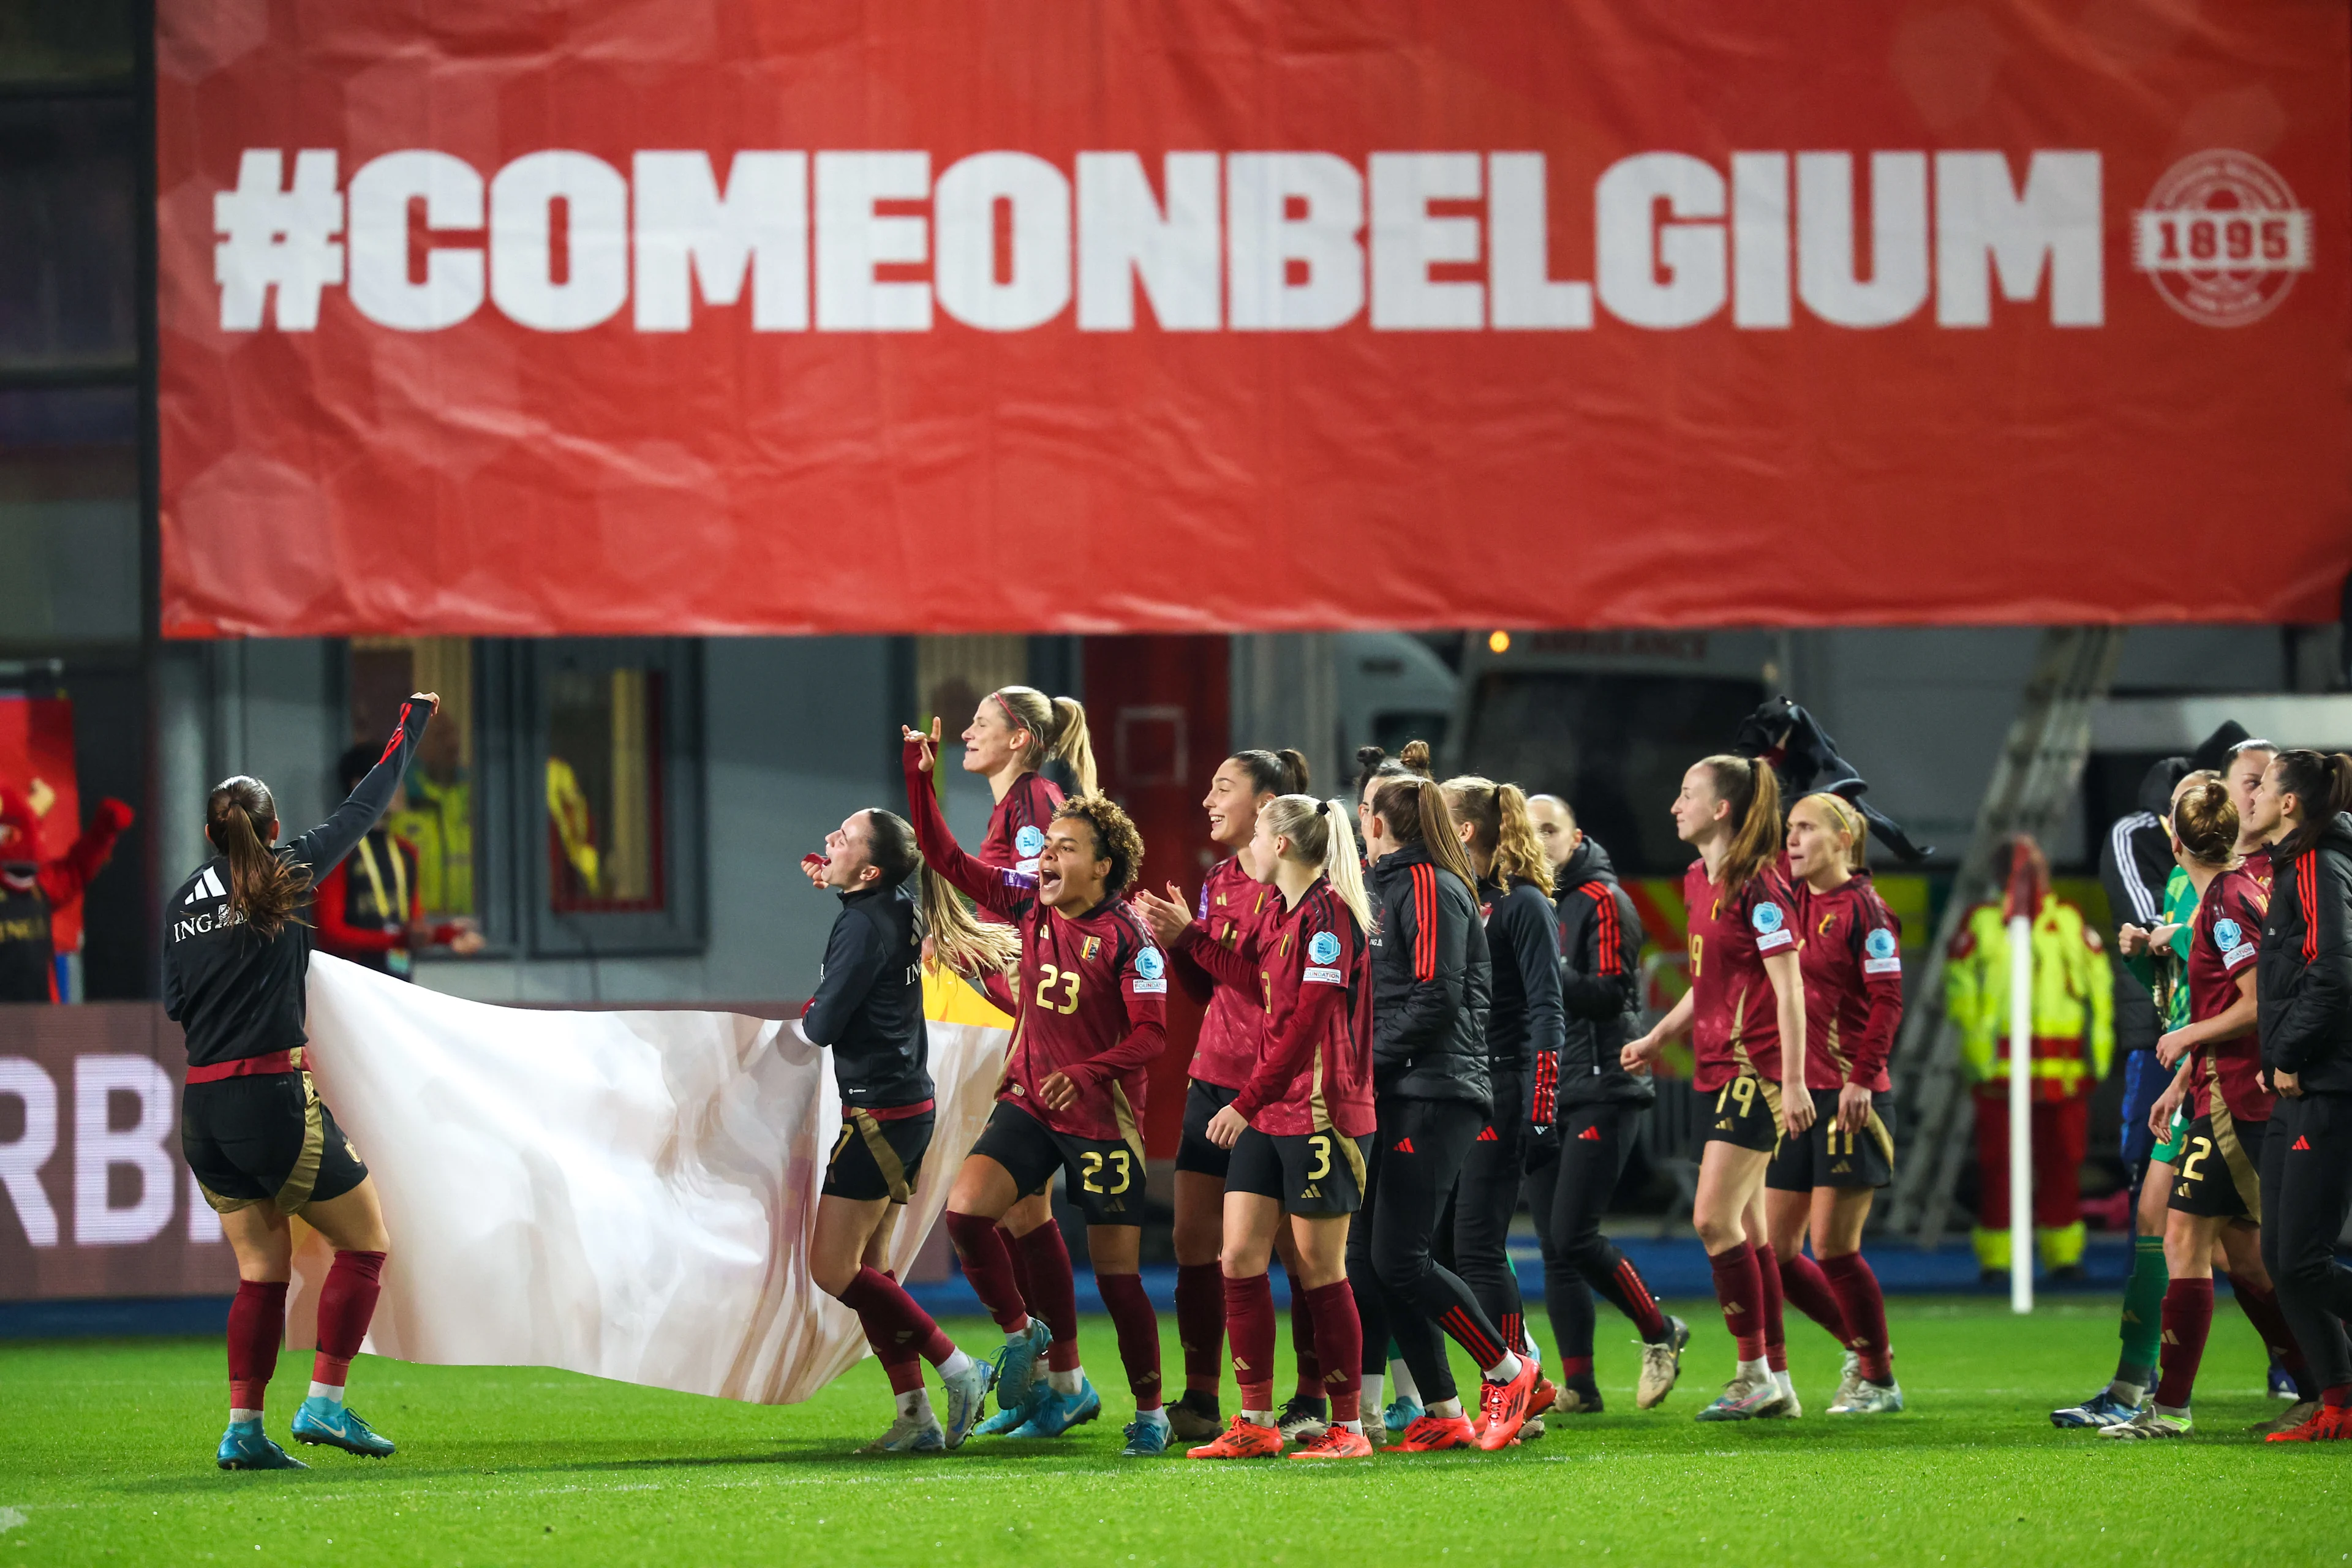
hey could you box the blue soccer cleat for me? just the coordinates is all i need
[941,1357,998,1449]
[2267,1360,2300,1402]
[217,1419,308,1471]
[1120,1407,1171,1457]
[290,1396,396,1457]
[981,1319,1052,1433]
[2050,1387,2143,1430]
[1007,1378,1101,1438]
[1382,1395,1423,1434]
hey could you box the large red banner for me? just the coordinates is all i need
[156,2,2351,637]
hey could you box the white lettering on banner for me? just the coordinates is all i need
[347,150,485,331]
[1075,151,1221,330]
[489,151,631,331]
[632,151,809,332]
[73,1055,175,1247]
[0,1058,59,1248]
[208,147,2185,335]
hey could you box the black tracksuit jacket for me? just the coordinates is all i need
[799,881,933,1109]
[2260,812,2352,1097]
[1368,842,1491,1110]
[1551,837,1654,1110]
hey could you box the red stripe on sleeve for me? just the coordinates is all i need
[1593,888,1621,976]
[1412,864,1438,981]
[2304,851,2318,963]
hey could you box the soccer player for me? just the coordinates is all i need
[2253,749,2352,1442]
[1161,748,1330,1444]
[164,693,439,1470]
[2104,776,2307,1439]
[1350,772,1541,1453]
[798,807,1011,1452]
[1770,793,1904,1414]
[1521,794,1687,1415]
[902,722,1175,1456]
[1439,776,1564,1430]
[1623,755,1812,1422]
[1136,794,1378,1459]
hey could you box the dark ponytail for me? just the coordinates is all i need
[1370,774,1480,891]
[1697,753,1782,895]
[1355,739,1431,799]
[1230,748,1311,797]
[2272,750,2352,860]
[205,777,310,939]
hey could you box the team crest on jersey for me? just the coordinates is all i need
[1135,946,1166,980]
[1014,825,1047,859]
[1308,930,1342,965]
[1080,935,1101,962]
[1865,928,1898,960]
[1752,902,1784,935]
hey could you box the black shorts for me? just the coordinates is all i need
[1226,1126,1368,1217]
[1766,1090,1894,1191]
[182,1071,368,1217]
[2169,1113,2268,1221]
[1699,1071,1781,1154]
[823,1108,935,1204]
[970,1099,1148,1225]
[1176,1079,1240,1179]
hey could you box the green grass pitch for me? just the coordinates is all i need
[2,1297,2345,1567]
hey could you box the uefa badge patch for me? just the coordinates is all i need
[1308,930,1343,966]
[1752,903,1784,935]
[2133,149,2313,327]
[1014,824,1047,859]
[1865,928,1898,960]
[1135,946,1166,981]
[2214,918,2242,951]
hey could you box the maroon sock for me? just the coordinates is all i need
[1755,1243,1789,1373]
[944,1211,1031,1332]
[2226,1274,2312,1387]
[1001,1223,1036,1304]
[2155,1278,2214,1409]
[874,1268,924,1389]
[1558,1355,1595,1381]
[1820,1251,1893,1382]
[1302,1280,1363,1424]
[1096,1271,1163,1411]
[1224,1272,1278,1411]
[1016,1224,1083,1373]
[1707,1240,1768,1362]
[1175,1262,1224,1394]
[1284,1269,1322,1398]
[227,1280,287,1411]
[840,1265,956,1389]
[1779,1250,1852,1346]
[312,1251,386,1387]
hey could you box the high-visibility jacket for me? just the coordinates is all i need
[1947,896,2114,1099]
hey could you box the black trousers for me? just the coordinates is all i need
[2260,1091,2352,1393]
[1443,1068,1526,1353]
[1347,1095,1508,1405]
[1523,1099,1665,1363]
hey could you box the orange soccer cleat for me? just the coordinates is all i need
[1476,1357,1541,1450]
[2265,1403,2352,1442]
[1385,1413,1477,1452]
[1527,1378,1558,1419]
[1288,1427,1375,1460]
[1186,1415,1285,1459]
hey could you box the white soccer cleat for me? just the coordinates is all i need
[1828,1349,1861,1411]
[1636,1316,1689,1411]
[1830,1378,1904,1415]
[858,1413,948,1454]
[1757,1370,1800,1419]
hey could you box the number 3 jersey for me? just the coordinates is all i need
[1683,859,1798,1092]
[2186,861,2273,1123]
[905,746,1167,1144]
[1178,874,1374,1139]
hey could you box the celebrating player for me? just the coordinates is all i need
[1350,771,1540,1452]
[1768,792,1904,1414]
[1623,755,1812,1422]
[1136,795,1378,1460]
[164,694,439,1471]
[1520,794,1687,1415]
[1161,748,1330,1444]
[902,723,1175,1456]
[798,807,1013,1452]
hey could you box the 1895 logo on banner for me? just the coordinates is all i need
[2132,149,2313,326]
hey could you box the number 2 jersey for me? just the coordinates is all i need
[1684,858,1798,1092]
[1172,854,1280,1091]
[1178,874,1374,1139]
[904,746,1167,1144]
[1789,870,1904,1093]
[2186,861,2272,1123]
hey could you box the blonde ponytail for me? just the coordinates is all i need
[1047,696,1098,796]
[991,686,1098,795]
[1260,794,1374,934]
[919,864,1020,980]
[1441,775,1555,895]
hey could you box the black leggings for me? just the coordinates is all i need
[1442,1069,1526,1353]
[1523,1099,1670,1362]
[1347,1095,1509,1405]
[2260,1091,2352,1393]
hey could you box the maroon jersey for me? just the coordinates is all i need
[905,747,1166,1145]
[972,771,1064,929]
[1173,855,1280,1090]
[1684,859,1797,1091]
[1790,870,1902,1092]
[1180,876,1374,1138]
[2185,862,2271,1123]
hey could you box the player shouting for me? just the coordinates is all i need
[1623,755,1812,1422]
[1136,794,1379,1459]
[165,693,439,1471]
[902,722,1175,1457]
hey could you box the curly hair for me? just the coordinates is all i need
[1052,793,1146,898]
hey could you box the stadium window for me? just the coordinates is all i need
[349,638,480,927]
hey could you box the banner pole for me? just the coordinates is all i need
[2008,912,2034,1314]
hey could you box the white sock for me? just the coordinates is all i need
[1776,1370,1796,1396]
[1388,1358,1420,1403]
[308,1382,345,1404]
[1242,1408,1275,1426]
[1338,1419,1365,1435]
[230,1408,263,1426]
[1483,1351,1523,1386]
[1006,1319,1033,1345]
[1362,1373,1384,1414]
[1136,1405,1167,1427]
[1736,1357,1770,1383]
[1046,1365,1084,1396]
[1428,1396,1463,1420]
[938,1348,975,1381]
[896,1387,935,1424]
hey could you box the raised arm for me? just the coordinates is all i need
[282,696,433,877]
[901,728,1030,919]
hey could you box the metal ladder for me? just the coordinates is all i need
[1884,627,2127,1247]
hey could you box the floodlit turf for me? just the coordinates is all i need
[1,1297,2345,1567]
